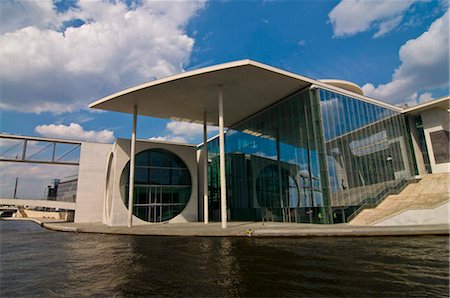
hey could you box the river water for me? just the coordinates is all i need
[1,221,448,297]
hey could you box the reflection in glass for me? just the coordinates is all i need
[320,89,414,221]
[206,88,414,224]
[120,149,192,222]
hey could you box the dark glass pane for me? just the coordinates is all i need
[149,168,171,185]
[149,150,172,167]
[171,169,191,185]
[135,167,149,184]
[430,130,450,163]
[135,150,149,166]
[120,148,192,222]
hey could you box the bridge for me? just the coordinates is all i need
[0,206,18,217]
[0,198,76,210]
[0,134,81,166]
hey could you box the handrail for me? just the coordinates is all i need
[346,179,409,222]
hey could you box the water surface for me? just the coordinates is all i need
[1,221,448,297]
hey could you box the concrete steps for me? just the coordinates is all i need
[350,173,450,226]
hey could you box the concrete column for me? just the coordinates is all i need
[218,86,227,229]
[127,105,137,228]
[203,111,209,224]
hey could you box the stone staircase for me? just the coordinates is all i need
[349,173,450,226]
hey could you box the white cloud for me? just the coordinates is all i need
[329,0,419,38]
[149,135,188,144]
[418,92,434,103]
[0,1,61,34]
[150,120,219,144]
[0,0,205,114]
[0,163,78,198]
[373,15,403,38]
[362,11,449,104]
[35,123,115,143]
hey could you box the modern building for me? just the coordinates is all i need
[18,60,450,227]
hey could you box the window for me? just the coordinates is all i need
[120,149,192,222]
[430,130,450,164]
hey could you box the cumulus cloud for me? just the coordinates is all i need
[0,0,205,114]
[150,120,219,144]
[0,163,78,198]
[35,123,115,143]
[329,0,419,38]
[362,11,449,104]
[418,92,434,103]
[149,135,188,144]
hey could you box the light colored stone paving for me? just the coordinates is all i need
[2,218,448,237]
[350,173,450,226]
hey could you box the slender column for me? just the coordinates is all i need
[218,86,227,229]
[51,142,56,162]
[128,105,138,228]
[22,140,27,161]
[203,111,209,224]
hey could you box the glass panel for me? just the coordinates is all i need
[120,149,192,222]
[206,87,415,224]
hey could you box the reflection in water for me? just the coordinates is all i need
[1,221,448,297]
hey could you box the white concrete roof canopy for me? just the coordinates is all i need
[402,95,450,116]
[89,59,403,127]
[319,79,364,96]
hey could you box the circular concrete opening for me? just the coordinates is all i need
[120,148,192,222]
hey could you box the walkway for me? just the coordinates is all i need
[2,218,448,237]
[0,198,76,210]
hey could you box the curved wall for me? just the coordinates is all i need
[104,138,198,226]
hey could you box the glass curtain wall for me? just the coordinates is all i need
[318,89,415,222]
[207,89,332,224]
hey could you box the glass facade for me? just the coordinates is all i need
[207,89,331,223]
[319,89,415,221]
[206,87,415,224]
[120,149,192,222]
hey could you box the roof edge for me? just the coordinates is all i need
[89,59,403,113]
[89,59,254,109]
[402,95,450,114]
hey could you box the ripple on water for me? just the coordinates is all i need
[1,221,448,297]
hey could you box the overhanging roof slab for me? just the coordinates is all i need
[89,60,402,127]
[90,60,309,127]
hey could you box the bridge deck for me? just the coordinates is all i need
[0,199,76,210]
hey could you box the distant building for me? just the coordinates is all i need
[46,179,60,201]
[47,176,77,202]
[56,176,78,202]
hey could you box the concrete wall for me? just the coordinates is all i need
[74,142,113,223]
[375,201,449,226]
[421,108,450,173]
[105,139,198,226]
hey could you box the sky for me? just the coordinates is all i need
[0,0,449,196]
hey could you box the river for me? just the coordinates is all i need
[1,220,448,297]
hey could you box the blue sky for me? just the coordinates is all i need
[0,0,448,145]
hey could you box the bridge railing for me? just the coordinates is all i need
[0,134,81,166]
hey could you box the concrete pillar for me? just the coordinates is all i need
[203,111,209,224]
[127,105,137,228]
[218,86,227,229]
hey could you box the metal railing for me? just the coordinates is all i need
[346,178,410,222]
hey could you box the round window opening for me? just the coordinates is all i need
[120,149,192,222]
